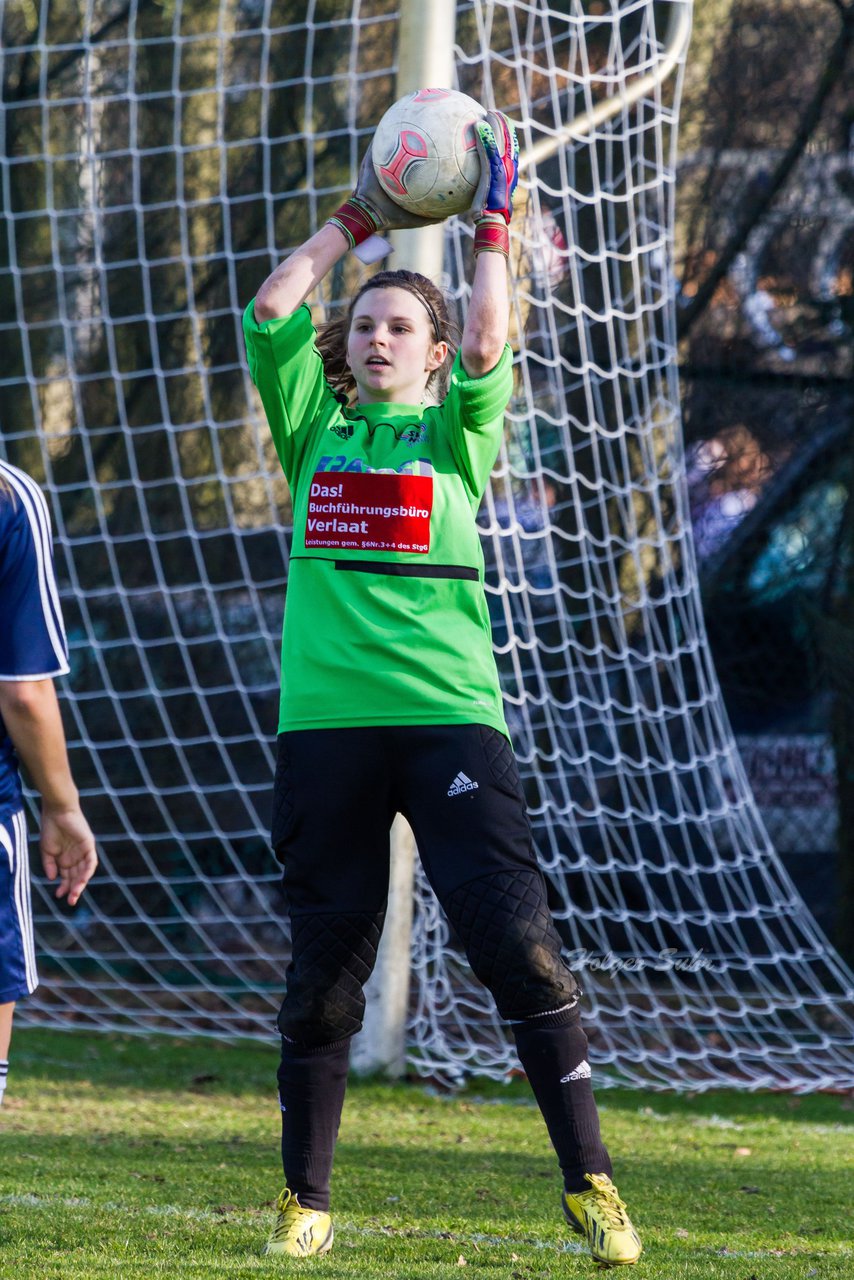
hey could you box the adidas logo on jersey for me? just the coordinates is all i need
[560,1060,591,1083]
[448,772,479,797]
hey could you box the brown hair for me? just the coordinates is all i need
[316,270,460,403]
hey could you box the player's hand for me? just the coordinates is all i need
[471,110,519,224]
[40,806,98,907]
[352,143,447,232]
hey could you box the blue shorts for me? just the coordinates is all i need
[0,809,38,1003]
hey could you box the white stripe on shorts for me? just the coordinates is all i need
[0,811,38,995]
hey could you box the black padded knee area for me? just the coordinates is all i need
[441,869,579,1021]
[277,910,384,1047]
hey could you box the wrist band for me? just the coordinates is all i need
[474,217,510,257]
[327,197,380,249]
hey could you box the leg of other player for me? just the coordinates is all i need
[0,1002,12,1105]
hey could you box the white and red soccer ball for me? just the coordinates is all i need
[372,88,484,217]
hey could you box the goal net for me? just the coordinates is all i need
[3,0,852,1090]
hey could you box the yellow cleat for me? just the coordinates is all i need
[562,1173,642,1267]
[264,1187,334,1258]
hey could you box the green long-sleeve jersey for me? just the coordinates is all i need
[243,302,513,736]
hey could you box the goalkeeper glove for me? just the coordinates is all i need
[328,143,446,262]
[471,110,519,257]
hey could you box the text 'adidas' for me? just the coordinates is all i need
[448,771,479,797]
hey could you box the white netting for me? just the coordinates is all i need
[2,0,852,1089]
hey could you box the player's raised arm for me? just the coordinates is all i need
[460,111,519,378]
[253,224,349,323]
[254,146,448,323]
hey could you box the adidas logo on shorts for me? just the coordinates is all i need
[448,771,479,797]
[560,1060,592,1083]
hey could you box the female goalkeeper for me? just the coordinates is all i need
[243,112,641,1268]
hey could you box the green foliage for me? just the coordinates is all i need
[1,1029,852,1278]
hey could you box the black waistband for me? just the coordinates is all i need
[333,560,478,581]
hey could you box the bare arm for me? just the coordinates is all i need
[0,679,97,905]
[254,223,351,323]
[459,110,518,378]
[460,248,510,378]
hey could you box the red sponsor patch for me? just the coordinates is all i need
[305,471,433,553]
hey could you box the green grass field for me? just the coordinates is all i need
[1,1028,851,1279]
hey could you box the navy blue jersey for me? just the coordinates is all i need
[0,462,69,821]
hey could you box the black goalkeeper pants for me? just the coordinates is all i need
[271,724,612,1208]
[271,722,579,1040]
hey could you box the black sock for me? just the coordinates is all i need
[512,1015,612,1192]
[277,1036,351,1211]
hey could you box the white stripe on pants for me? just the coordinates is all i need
[0,809,38,997]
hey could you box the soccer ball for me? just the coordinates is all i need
[372,88,484,217]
